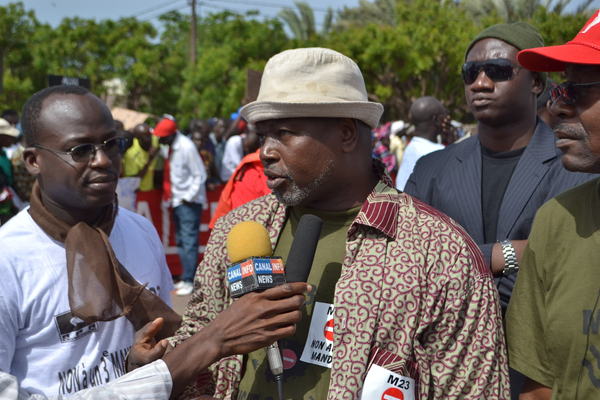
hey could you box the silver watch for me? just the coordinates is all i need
[500,239,519,276]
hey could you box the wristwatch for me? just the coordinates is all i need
[500,239,519,276]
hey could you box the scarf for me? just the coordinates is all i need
[28,182,181,340]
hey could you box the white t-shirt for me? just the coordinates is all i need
[169,132,207,209]
[220,135,244,182]
[395,136,444,191]
[0,208,174,397]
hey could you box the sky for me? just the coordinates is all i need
[2,0,596,31]
[3,0,362,29]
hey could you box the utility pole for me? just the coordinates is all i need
[189,0,197,66]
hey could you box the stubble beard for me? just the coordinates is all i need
[274,159,335,207]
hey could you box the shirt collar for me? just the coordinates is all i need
[349,160,399,239]
[171,131,183,150]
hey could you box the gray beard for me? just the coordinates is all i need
[274,159,335,206]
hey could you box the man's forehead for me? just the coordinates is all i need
[466,38,518,61]
[38,93,114,140]
[41,93,112,123]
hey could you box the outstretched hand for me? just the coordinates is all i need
[163,282,310,398]
[126,317,169,372]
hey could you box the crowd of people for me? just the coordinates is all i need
[0,9,600,400]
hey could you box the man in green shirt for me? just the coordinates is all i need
[506,11,600,400]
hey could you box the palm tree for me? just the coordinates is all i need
[460,0,595,22]
[278,1,334,40]
[335,0,397,29]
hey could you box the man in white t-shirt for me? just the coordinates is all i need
[0,85,177,397]
[395,96,445,191]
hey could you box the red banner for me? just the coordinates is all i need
[135,186,224,276]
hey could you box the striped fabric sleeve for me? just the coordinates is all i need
[0,360,172,400]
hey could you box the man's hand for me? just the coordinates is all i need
[163,282,310,398]
[210,282,310,357]
[126,317,169,372]
[520,377,552,400]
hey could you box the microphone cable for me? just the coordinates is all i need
[266,341,284,400]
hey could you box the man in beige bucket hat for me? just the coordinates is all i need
[167,47,509,399]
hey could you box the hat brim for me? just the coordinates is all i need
[518,42,600,72]
[241,101,384,129]
[0,126,19,138]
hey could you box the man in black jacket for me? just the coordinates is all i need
[405,22,595,311]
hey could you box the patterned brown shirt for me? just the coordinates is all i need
[170,179,510,399]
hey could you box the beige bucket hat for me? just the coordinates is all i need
[241,47,384,128]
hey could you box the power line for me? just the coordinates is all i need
[141,3,191,21]
[205,0,331,13]
[130,0,187,18]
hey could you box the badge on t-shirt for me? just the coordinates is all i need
[54,311,98,343]
[361,364,416,400]
[300,302,334,368]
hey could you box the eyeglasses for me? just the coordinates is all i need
[461,58,520,85]
[32,136,127,163]
[550,81,600,105]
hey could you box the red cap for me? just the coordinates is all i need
[153,118,177,137]
[518,10,600,72]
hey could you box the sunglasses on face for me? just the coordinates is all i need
[33,136,127,163]
[461,58,520,85]
[550,81,600,105]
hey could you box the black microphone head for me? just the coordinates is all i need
[285,214,323,283]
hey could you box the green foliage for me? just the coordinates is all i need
[0,2,37,106]
[460,0,595,22]
[328,0,481,120]
[0,0,594,124]
[176,12,289,126]
[335,0,396,29]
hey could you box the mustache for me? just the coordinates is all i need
[554,123,586,139]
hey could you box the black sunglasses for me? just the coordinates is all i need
[461,58,520,85]
[33,136,127,163]
[550,81,600,105]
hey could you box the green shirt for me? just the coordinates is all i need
[507,178,600,399]
[237,205,361,400]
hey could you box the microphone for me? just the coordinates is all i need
[226,221,286,298]
[225,216,323,397]
[285,214,323,283]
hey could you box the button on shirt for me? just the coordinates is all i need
[168,132,207,208]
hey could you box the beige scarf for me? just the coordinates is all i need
[28,182,181,339]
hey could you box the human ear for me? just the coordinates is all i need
[23,147,41,176]
[531,72,544,96]
[339,118,359,153]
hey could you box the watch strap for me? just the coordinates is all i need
[500,239,519,276]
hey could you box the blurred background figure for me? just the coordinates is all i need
[209,123,268,229]
[395,96,446,191]
[371,121,397,177]
[153,116,207,296]
[190,119,220,190]
[120,122,160,211]
[536,79,560,129]
[0,118,20,224]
